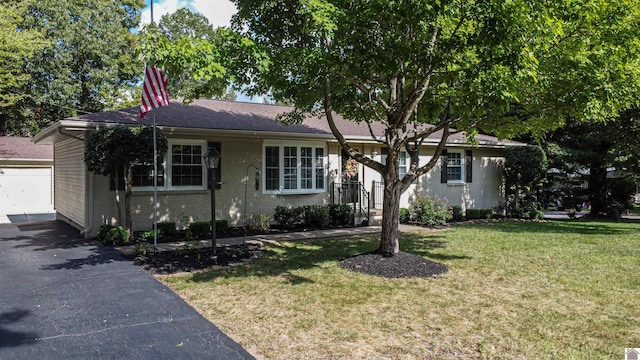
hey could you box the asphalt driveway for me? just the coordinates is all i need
[0,221,254,360]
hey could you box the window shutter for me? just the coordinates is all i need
[208,142,222,190]
[440,150,448,183]
[465,150,473,183]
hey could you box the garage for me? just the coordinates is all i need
[0,137,54,219]
[0,167,53,214]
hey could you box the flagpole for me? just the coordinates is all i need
[153,112,158,251]
[150,1,158,251]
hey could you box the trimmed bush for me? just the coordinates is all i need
[303,205,330,229]
[450,206,464,222]
[410,195,452,227]
[189,221,211,238]
[466,208,493,220]
[215,219,229,234]
[399,208,411,224]
[157,222,177,238]
[274,206,305,229]
[328,204,352,226]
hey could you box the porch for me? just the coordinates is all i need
[330,180,384,226]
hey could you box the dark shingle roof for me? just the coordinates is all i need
[64,99,518,145]
[0,136,53,160]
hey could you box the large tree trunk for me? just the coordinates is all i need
[379,180,403,256]
[588,163,608,217]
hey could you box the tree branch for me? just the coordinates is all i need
[323,76,384,174]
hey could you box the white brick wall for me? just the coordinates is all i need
[81,134,506,237]
[363,146,505,211]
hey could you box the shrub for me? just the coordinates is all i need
[410,195,452,227]
[328,204,353,226]
[510,207,528,219]
[104,226,129,246]
[178,241,200,256]
[189,221,211,238]
[530,210,545,220]
[141,230,155,241]
[274,206,304,229]
[450,206,464,222]
[157,222,177,238]
[98,224,115,241]
[214,219,229,234]
[606,200,626,220]
[466,208,493,220]
[399,208,411,224]
[303,205,330,228]
[246,214,271,232]
[134,242,154,256]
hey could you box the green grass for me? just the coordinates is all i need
[160,220,640,359]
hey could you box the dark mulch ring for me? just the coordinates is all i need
[124,244,264,275]
[339,251,448,279]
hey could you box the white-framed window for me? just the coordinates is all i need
[398,151,408,179]
[447,151,463,182]
[441,149,472,184]
[263,141,326,194]
[381,149,408,179]
[132,139,207,191]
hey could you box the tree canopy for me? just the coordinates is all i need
[138,8,265,102]
[229,0,640,255]
[546,109,640,216]
[0,2,46,113]
[0,0,144,136]
[85,126,168,232]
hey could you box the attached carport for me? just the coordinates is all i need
[0,137,54,222]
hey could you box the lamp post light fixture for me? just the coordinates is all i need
[204,146,221,262]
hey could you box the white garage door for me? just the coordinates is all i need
[0,167,53,215]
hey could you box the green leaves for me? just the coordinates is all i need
[138,9,267,102]
[84,126,168,177]
[1,0,145,136]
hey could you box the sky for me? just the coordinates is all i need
[141,0,237,28]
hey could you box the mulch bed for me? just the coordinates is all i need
[123,224,449,278]
[124,244,263,275]
[339,251,448,279]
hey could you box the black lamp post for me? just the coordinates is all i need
[204,146,221,261]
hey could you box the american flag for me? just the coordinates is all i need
[139,65,169,119]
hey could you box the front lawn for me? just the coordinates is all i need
[160,221,640,359]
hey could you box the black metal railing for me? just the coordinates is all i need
[330,181,370,224]
[372,181,384,209]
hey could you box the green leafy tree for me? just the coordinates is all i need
[157,7,217,41]
[504,146,548,211]
[138,8,266,102]
[84,126,168,234]
[227,0,640,255]
[1,0,144,136]
[547,109,640,216]
[0,1,47,135]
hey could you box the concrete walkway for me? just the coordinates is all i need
[0,221,254,360]
[116,225,384,255]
